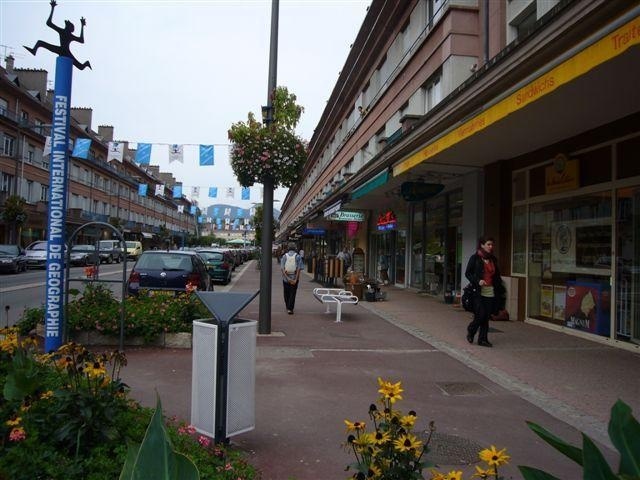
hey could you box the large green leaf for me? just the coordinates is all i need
[119,396,199,480]
[119,443,139,480]
[608,400,640,476]
[526,420,583,465]
[582,434,618,480]
[518,465,563,480]
[3,349,40,402]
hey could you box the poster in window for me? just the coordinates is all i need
[553,285,566,321]
[551,219,611,275]
[540,284,553,318]
[565,281,611,336]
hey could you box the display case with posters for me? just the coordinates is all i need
[565,281,611,336]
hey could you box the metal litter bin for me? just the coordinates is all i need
[191,291,258,443]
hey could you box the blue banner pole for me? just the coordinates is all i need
[44,56,73,353]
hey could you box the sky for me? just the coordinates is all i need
[0,0,370,209]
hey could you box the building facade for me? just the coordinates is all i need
[279,0,640,350]
[0,56,198,247]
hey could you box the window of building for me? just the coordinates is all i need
[424,74,442,112]
[2,134,16,156]
[26,180,33,202]
[0,98,7,116]
[428,0,446,28]
[21,111,29,123]
[40,185,48,202]
[1,172,14,194]
[27,145,35,164]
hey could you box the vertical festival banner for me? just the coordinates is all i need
[45,56,73,351]
[25,1,92,351]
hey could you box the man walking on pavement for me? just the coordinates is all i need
[281,242,303,314]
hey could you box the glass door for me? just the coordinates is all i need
[616,186,640,343]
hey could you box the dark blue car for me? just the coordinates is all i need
[127,250,212,295]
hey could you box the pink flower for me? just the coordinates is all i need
[198,435,211,447]
[225,463,233,471]
[9,427,26,442]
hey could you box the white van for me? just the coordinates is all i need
[126,241,143,260]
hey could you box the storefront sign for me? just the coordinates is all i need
[545,155,579,194]
[303,228,325,236]
[323,200,342,217]
[376,211,397,231]
[326,210,365,222]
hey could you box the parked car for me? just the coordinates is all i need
[25,240,48,269]
[98,240,124,264]
[125,241,143,260]
[69,244,100,266]
[197,249,233,285]
[0,244,27,273]
[127,250,212,295]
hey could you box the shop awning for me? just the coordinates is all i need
[351,170,389,200]
[141,232,154,239]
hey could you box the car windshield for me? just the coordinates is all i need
[29,242,47,251]
[72,245,96,252]
[126,242,138,248]
[0,245,19,255]
[199,252,223,261]
[99,241,118,248]
[136,253,192,271]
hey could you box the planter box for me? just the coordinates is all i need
[69,331,192,349]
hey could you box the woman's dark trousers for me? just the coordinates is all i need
[468,295,496,343]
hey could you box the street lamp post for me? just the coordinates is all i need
[258,0,279,335]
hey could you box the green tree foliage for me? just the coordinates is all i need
[1,195,28,244]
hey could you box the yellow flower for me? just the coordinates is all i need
[472,465,495,479]
[5,417,21,427]
[399,414,416,428]
[393,433,422,452]
[373,430,390,445]
[366,463,382,478]
[430,470,446,480]
[479,445,510,466]
[40,390,54,400]
[443,472,463,480]
[344,419,366,432]
[85,361,107,379]
[377,377,403,404]
[352,432,376,448]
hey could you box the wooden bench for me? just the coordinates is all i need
[312,288,359,323]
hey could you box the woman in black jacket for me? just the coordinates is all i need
[464,236,504,347]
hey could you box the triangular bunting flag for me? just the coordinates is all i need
[169,144,184,163]
[241,187,250,200]
[191,186,200,197]
[107,141,124,162]
[208,187,218,198]
[173,185,183,199]
[177,205,184,213]
[155,184,164,196]
[138,184,148,196]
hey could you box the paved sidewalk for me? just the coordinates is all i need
[120,259,639,479]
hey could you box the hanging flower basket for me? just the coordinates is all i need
[228,87,308,189]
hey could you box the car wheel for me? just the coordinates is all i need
[12,264,19,274]
[107,255,113,264]
[116,255,121,264]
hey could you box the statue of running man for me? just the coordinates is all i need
[24,0,91,70]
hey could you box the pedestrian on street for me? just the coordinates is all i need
[464,236,504,347]
[281,242,303,314]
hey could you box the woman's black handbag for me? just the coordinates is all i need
[461,284,476,312]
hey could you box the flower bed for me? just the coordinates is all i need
[0,329,257,479]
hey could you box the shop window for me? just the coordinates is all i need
[512,205,527,275]
[527,192,612,337]
[617,136,640,179]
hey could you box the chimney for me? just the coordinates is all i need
[98,125,114,142]
[70,107,93,131]
[4,55,14,73]
[14,68,48,100]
